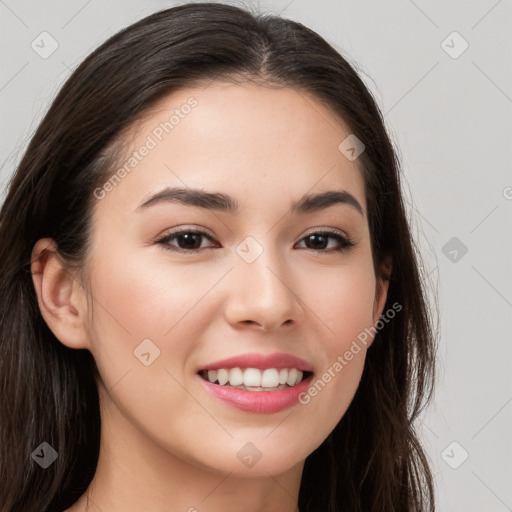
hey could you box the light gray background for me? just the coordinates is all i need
[1,1,511,510]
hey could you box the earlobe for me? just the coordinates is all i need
[31,238,91,350]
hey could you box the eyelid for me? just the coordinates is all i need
[158,225,217,240]
[298,226,349,241]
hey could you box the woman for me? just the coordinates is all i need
[0,3,437,511]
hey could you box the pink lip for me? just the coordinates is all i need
[197,372,314,414]
[198,352,314,372]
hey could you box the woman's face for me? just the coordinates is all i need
[80,81,389,476]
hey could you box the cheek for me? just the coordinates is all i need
[84,252,216,448]
[303,260,376,349]
[294,260,376,425]
[84,249,228,380]
[89,248,215,335]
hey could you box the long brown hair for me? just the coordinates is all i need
[0,3,438,511]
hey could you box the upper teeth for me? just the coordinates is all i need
[204,367,305,387]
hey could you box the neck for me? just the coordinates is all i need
[65,379,303,512]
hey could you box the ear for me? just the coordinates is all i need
[372,254,393,327]
[31,238,91,350]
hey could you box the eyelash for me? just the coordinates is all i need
[155,227,356,254]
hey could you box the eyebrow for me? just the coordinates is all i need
[135,187,364,216]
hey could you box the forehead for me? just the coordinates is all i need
[93,81,367,218]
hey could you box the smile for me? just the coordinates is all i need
[197,368,314,414]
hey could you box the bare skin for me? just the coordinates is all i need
[31,81,391,512]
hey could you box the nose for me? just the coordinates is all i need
[223,243,301,332]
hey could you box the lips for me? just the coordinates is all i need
[197,371,315,413]
[197,352,314,373]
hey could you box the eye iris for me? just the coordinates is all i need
[307,234,328,249]
[178,233,202,249]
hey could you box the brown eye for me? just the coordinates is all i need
[157,229,218,253]
[156,228,355,254]
[296,231,355,253]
